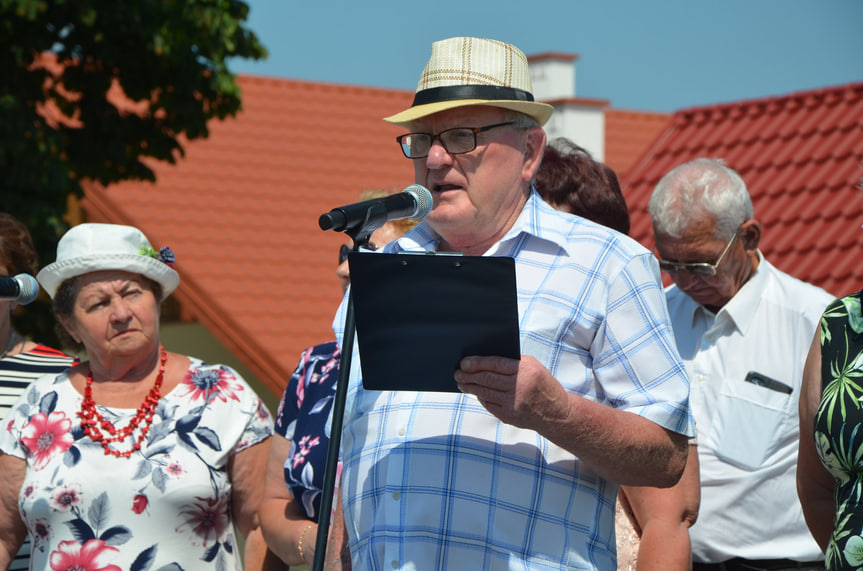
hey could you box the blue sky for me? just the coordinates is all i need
[229,0,863,113]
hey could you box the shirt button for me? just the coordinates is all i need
[391,560,400,569]
[392,491,401,500]
[398,427,406,436]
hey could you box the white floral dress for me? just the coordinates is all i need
[0,357,273,571]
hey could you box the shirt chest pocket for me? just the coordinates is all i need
[710,377,792,470]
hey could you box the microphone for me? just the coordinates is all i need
[319,184,433,232]
[0,274,39,305]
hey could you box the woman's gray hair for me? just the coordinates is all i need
[648,158,753,239]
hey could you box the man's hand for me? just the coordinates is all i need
[455,354,572,430]
[455,354,688,487]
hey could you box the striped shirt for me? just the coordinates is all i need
[1,344,76,571]
[334,192,693,570]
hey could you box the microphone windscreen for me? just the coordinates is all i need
[15,273,39,305]
[404,184,433,220]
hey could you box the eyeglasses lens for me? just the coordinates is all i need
[338,245,350,265]
[659,262,715,277]
[397,124,512,159]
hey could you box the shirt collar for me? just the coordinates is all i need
[388,189,574,256]
[692,250,767,334]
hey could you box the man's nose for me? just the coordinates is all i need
[425,139,452,168]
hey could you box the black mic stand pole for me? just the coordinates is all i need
[312,206,386,571]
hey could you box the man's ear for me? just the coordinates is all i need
[740,219,762,253]
[522,126,547,182]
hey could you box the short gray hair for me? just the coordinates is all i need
[648,158,753,239]
[503,109,540,130]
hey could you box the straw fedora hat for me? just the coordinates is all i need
[384,37,554,127]
[37,223,179,300]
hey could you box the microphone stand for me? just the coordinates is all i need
[312,205,387,571]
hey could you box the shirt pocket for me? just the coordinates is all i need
[710,378,792,470]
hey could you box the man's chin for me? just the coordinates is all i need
[425,206,462,228]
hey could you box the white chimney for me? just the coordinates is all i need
[529,53,578,100]
[528,52,607,162]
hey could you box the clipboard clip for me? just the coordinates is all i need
[398,250,463,256]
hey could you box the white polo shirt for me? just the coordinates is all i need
[665,252,833,563]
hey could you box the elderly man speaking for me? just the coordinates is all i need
[333,37,694,570]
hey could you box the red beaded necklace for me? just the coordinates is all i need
[78,345,167,458]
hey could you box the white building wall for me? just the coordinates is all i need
[544,105,605,161]
[529,55,606,161]
[530,58,576,101]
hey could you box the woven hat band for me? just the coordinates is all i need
[412,85,536,107]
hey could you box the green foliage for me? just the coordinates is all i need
[0,0,267,347]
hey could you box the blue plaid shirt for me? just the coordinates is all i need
[334,191,693,570]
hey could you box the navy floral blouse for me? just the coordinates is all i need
[275,341,341,522]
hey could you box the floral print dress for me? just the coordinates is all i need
[815,291,863,570]
[0,357,273,571]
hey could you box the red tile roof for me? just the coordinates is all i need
[82,75,414,396]
[77,74,682,396]
[623,82,863,298]
[605,109,671,178]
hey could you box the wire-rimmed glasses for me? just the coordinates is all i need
[657,229,740,278]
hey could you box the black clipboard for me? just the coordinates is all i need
[348,252,521,392]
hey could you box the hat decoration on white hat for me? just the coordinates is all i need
[384,37,554,127]
[37,223,180,300]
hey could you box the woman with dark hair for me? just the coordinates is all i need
[260,189,415,568]
[0,213,76,571]
[534,137,630,235]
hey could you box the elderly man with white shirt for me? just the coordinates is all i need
[649,157,832,571]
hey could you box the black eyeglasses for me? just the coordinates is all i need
[657,229,739,278]
[396,122,516,159]
[338,244,350,265]
[338,243,380,265]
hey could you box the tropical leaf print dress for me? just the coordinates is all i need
[0,357,273,571]
[816,292,863,570]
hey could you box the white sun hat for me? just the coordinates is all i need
[384,36,554,127]
[37,223,179,300]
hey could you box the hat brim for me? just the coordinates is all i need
[37,254,180,301]
[384,99,554,128]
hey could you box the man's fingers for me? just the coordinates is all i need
[460,355,521,374]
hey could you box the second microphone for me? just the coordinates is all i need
[0,274,40,305]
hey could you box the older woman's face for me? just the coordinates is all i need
[61,270,161,360]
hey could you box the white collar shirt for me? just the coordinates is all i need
[665,252,833,563]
